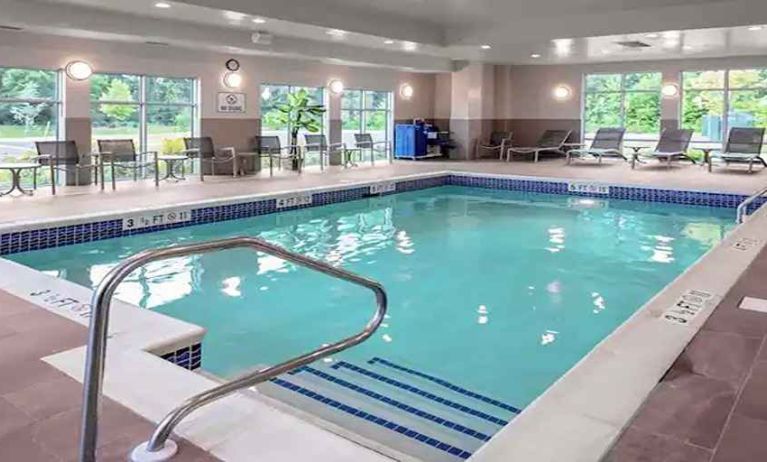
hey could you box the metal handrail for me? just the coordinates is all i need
[78,236,388,462]
[736,185,767,224]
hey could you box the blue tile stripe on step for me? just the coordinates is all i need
[368,358,521,414]
[297,366,491,442]
[330,361,508,426]
[270,377,473,460]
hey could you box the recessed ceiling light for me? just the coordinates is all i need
[683,45,694,51]
[384,39,395,45]
[327,29,347,38]
[402,41,418,51]
[480,44,491,50]
[530,53,541,58]
[748,25,763,31]
[645,33,660,39]
[252,17,266,24]
[154,1,171,8]
[224,11,246,21]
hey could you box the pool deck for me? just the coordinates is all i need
[0,289,218,462]
[606,244,767,462]
[1,158,767,226]
[3,158,767,461]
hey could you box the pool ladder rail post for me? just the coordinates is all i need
[736,184,767,224]
[77,236,388,462]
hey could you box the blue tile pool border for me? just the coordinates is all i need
[160,342,202,371]
[1,172,762,256]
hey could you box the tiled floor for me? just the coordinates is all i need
[2,158,766,226]
[0,290,218,462]
[606,245,767,462]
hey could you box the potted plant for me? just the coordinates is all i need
[274,89,326,170]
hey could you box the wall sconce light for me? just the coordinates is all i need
[661,83,680,98]
[223,71,243,89]
[399,83,414,100]
[65,60,93,81]
[328,79,345,95]
[552,84,572,101]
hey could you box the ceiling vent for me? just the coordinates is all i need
[615,40,652,48]
[0,25,24,31]
[145,41,170,46]
[251,31,273,45]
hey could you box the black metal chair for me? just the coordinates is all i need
[252,136,303,176]
[708,127,766,173]
[96,139,159,190]
[34,140,98,195]
[476,131,513,160]
[182,137,237,181]
[304,134,344,170]
[566,128,627,164]
[630,129,695,169]
[353,133,390,166]
[506,130,571,162]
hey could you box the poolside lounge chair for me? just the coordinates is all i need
[506,129,571,162]
[566,128,627,164]
[304,134,344,170]
[96,139,159,190]
[34,140,98,195]
[629,129,694,169]
[475,131,513,160]
[354,133,390,166]
[707,127,766,173]
[252,136,303,176]
[182,137,237,181]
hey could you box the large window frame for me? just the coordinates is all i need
[681,68,767,151]
[260,83,327,144]
[90,73,199,155]
[341,88,394,160]
[582,72,663,147]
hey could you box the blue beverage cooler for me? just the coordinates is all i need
[394,122,450,160]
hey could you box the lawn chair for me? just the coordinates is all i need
[506,130,571,162]
[96,139,159,190]
[182,137,237,181]
[476,131,513,160]
[707,127,766,173]
[34,140,98,195]
[354,133,390,166]
[566,128,627,164]
[304,134,344,170]
[630,129,694,169]
[252,136,303,176]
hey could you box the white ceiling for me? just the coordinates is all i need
[1,0,767,71]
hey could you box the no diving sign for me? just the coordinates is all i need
[217,92,246,113]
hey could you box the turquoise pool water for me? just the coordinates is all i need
[11,186,734,409]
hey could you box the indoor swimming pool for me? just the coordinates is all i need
[9,185,736,460]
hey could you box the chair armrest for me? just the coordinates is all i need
[181,148,200,157]
[328,142,346,150]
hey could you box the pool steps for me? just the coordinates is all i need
[259,358,519,462]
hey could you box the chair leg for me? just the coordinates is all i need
[708,157,713,172]
[111,161,116,191]
[50,164,56,196]
[534,150,539,163]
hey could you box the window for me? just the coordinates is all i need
[0,67,61,185]
[583,72,662,147]
[260,83,325,149]
[683,68,767,151]
[90,73,198,168]
[342,89,393,162]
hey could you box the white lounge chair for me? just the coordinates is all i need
[566,128,627,164]
[630,129,694,169]
[707,127,766,173]
[476,131,513,160]
[506,129,571,162]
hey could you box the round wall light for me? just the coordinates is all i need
[661,82,680,98]
[65,60,93,81]
[223,71,243,89]
[552,84,572,101]
[328,79,345,95]
[399,83,414,100]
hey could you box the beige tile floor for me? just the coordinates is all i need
[1,158,766,226]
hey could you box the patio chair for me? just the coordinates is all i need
[629,129,694,169]
[96,139,159,190]
[34,140,98,195]
[506,129,571,162]
[707,127,766,173]
[182,137,237,181]
[566,128,627,164]
[304,134,344,170]
[475,131,513,160]
[354,133,391,166]
[252,136,303,176]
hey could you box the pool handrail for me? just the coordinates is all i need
[78,236,388,462]
[736,185,767,223]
